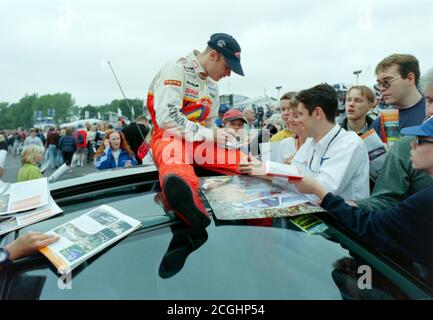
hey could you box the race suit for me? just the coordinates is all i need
[147,50,243,215]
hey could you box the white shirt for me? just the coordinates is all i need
[111,149,121,167]
[276,137,297,163]
[291,124,370,200]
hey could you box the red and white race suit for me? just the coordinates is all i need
[147,50,243,218]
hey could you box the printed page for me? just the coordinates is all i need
[40,205,141,274]
[7,178,49,214]
[200,176,322,220]
[265,161,303,179]
[0,196,62,236]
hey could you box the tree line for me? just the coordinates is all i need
[0,93,144,129]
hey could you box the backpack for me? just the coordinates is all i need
[77,131,84,145]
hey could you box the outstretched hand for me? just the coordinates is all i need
[5,232,60,261]
[239,152,266,175]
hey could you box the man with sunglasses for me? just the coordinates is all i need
[371,54,425,142]
[146,33,246,231]
[354,68,433,211]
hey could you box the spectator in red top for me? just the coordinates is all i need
[75,124,87,167]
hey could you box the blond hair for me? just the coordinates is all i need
[21,145,43,164]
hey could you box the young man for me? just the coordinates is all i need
[354,68,433,211]
[341,85,375,136]
[289,84,370,200]
[147,33,245,231]
[222,109,246,133]
[371,54,425,142]
[270,92,296,142]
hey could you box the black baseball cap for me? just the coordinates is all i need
[207,33,244,76]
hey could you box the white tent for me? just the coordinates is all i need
[60,118,105,129]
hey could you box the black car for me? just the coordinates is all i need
[0,166,432,300]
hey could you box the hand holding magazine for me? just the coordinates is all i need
[39,205,141,274]
[265,161,303,180]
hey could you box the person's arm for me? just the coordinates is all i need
[153,63,213,142]
[2,232,59,266]
[355,137,413,211]
[293,177,433,264]
[94,141,112,170]
[153,63,236,146]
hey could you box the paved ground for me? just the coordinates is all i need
[1,150,98,183]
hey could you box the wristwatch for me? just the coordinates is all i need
[0,247,12,267]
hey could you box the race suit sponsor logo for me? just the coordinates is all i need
[167,104,199,134]
[187,80,199,88]
[185,88,199,97]
[164,80,182,87]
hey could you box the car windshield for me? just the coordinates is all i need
[0,171,432,300]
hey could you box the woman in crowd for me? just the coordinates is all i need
[94,130,137,170]
[58,128,77,168]
[17,145,43,182]
[290,116,433,280]
[275,93,308,164]
[341,85,376,136]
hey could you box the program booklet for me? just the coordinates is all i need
[39,205,141,274]
[200,176,323,221]
[381,109,400,146]
[0,177,49,215]
[0,195,62,235]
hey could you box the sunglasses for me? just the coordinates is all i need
[415,137,433,146]
[374,75,401,91]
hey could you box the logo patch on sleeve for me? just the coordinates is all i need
[164,80,182,87]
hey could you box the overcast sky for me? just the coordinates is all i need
[1,0,432,106]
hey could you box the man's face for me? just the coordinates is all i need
[225,119,245,133]
[425,86,433,118]
[345,88,372,121]
[410,136,433,171]
[280,100,291,126]
[297,102,315,138]
[31,131,36,137]
[376,64,409,107]
[245,110,255,122]
[207,52,231,82]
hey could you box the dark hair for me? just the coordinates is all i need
[375,54,420,86]
[296,84,338,123]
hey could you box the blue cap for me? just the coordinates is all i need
[208,33,244,76]
[401,115,433,138]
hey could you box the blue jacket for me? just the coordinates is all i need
[321,187,433,273]
[95,147,137,170]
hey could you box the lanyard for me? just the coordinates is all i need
[309,127,342,173]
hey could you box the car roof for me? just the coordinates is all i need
[1,168,432,299]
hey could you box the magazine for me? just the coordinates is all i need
[360,129,388,181]
[39,205,141,274]
[1,177,49,215]
[0,196,62,235]
[200,176,322,220]
[290,215,328,235]
[265,161,303,179]
[381,109,400,146]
